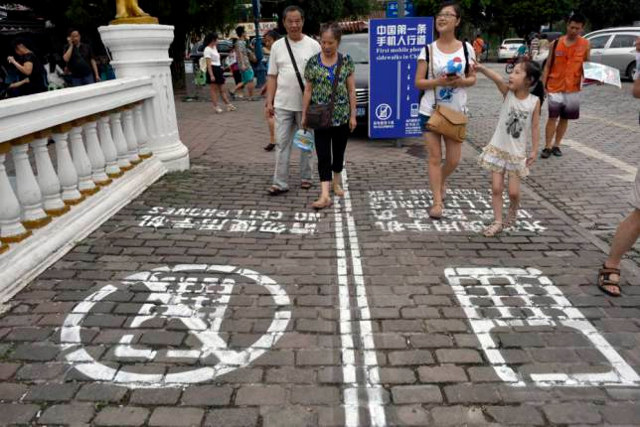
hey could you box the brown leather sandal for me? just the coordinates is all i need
[597,264,622,297]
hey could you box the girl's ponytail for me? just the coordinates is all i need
[519,58,544,110]
[530,80,545,111]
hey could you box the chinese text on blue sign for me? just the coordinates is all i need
[369,17,434,139]
[386,1,415,18]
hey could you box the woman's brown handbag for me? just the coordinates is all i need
[306,54,343,130]
[426,45,468,143]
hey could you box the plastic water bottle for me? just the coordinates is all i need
[293,129,314,152]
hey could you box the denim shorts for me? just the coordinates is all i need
[419,114,431,132]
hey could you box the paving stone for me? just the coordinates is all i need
[430,406,488,425]
[486,405,545,425]
[181,385,233,406]
[0,403,40,424]
[444,384,502,404]
[9,343,59,361]
[601,404,640,425]
[204,408,259,427]
[418,365,468,383]
[37,403,95,424]
[24,383,79,402]
[94,406,150,426]
[435,349,483,364]
[290,386,340,405]
[76,383,128,403]
[0,363,20,380]
[391,385,443,404]
[265,367,316,384]
[262,406,317,427]
[235,385,286,405]
[388,405,430,426]
[149,407,205,427]
[0,383,28,400]
[378,368,416,384]
[130,388,182,405]
[15,363,68,380]
[388,350,435,365]
[543,403,602,424]
[296,349,340,366]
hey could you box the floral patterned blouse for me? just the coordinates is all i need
[304,53,355,127]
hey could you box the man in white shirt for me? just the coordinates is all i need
[265,5,321,195]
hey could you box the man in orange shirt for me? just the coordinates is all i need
[473,34,484,62]
[541,13,590,158]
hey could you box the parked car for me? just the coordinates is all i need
[498,38,525,62]
[584,27,640,80]
[340,33,369,128]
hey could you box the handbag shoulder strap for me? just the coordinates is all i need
[285,37,305,92]
[328,54,344,120]
[430,44,438,108]
[462,41,470,76]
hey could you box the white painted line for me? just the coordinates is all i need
[445,267,640,387]
[333,200,360,427]
[342,169,387,427]
[563,139,636,181]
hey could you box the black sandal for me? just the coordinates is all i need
[267,186,289,196]
[264,143,276,152]
[597,264,622,297]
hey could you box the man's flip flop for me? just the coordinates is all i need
[301,182,312,190]
[268,186,289,196]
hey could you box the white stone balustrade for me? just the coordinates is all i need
[0,23,188,305]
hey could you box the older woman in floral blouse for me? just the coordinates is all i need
[302,23,357,210]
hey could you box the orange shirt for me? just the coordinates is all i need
[546,36,590,93]
[473,38,484,55]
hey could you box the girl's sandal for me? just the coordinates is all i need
[597,264,622,297]
[312,198,333,210]
[483,221,504,237]
[429,203,444,220]
[504,205,519,229]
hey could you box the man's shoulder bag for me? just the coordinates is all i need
[426,44,469,143]
[306,54,343,130]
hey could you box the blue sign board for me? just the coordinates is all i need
[369,17,434,139]
[386,1,415,18]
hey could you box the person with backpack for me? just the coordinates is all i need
[414,0,476,219]
[235,26,256,101]
[264,6,321,195]
[201,33,236,114]
[7,38,47,97]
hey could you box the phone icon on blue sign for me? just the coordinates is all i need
[410,103,419,118]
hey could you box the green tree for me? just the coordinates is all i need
[579,0,640,29]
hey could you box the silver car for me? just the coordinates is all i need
[584,27,640,80]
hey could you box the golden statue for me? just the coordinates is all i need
[111,0,159,25]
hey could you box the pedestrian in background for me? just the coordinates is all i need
[596,37,640,297]
[474,60,543,237]
[63,29,100,86]
[541,13,590,158]
[7,38,47,97]
[203,32,236,114]
[302,23,357,210]
[473,34,484,63]
[264,5,321,195]
[414,0,476,220]
[262,30,281,151]
[227,40,244,100]
[235,26,256,101]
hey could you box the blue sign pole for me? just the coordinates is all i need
[369,17,434,139]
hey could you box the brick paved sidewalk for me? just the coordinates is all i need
[0,81,639,426]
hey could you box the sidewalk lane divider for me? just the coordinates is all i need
[340,168,388,426]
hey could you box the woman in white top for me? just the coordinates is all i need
[414,1,476,220]
[203,33,236,114]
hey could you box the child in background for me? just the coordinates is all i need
[474,59,544,237]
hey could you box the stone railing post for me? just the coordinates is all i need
[32,131,68,217]
[99,24,189,172]
[97,114,122,179]
[83,116,111,187]
[53,124,84,205]
[0,144,31,243]
[11,136,51,229]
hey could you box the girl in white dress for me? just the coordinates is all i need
[474,60,544,237]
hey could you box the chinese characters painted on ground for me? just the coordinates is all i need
[138,206,322,235]
[369,188,546,233]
